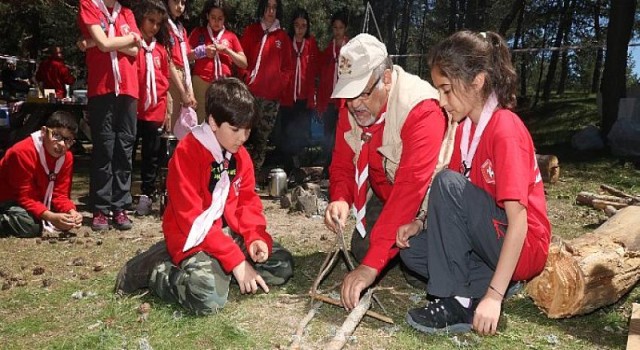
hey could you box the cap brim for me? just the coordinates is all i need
[331,72,372,99]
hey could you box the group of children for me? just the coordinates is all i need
[0,0,550,338]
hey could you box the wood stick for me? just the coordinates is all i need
[591,199,629,210]
[310,293,394,324]
[600,184,640,203]
[289,301,323,350]
[604,205,618,217]
[325,289,374,350]
[576,191,633,205]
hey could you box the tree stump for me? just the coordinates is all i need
[536,154,560,184]
[526,206,640,318]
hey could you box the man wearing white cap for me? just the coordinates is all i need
[324,33,455,310]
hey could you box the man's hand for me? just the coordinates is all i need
[472,293,502,336]
[324,200,350,233]
[248,240,269,263]
[340,265,377,310]
[232,260,270,294]
[396,220,422,249]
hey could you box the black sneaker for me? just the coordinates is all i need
[114,241,171,295]
[406,297,476,334]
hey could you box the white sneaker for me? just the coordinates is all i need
[136,195,153,216]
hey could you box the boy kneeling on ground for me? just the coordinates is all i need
[115,77,294,315]
[0,111,82,237]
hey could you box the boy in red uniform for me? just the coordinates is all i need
[0,111,82,237]
[115,78,294,315]
[35,46,76,99]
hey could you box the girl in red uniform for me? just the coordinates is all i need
[240,0,293,172]
[317,11,348,176]
[399,30,551,335]
[77,0,141,231]
[277,8,319,171]
[164,0,196,132]
[134,0,171,215]
[189,0,247,123]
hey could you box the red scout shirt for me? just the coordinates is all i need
[316,37,348,113]
[136,41,170,123]
[162,133,273,271]
[281,36,319,108]
[329,100,446,273]
[168,23,191,69]
[0,136,75,219]
[448,108,551,281]
[188,27,243,82]
[240,22,294,102]
[77,0,140,98]
[35,57,76,98]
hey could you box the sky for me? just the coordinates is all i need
[632,45,640,77]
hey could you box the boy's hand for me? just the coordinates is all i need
[232,260,269,294]
[42,211,76,231]
[248,240,269,263]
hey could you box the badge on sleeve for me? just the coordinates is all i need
[481,159,495,184]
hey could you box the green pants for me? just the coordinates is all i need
[0,202,41,238]
[149,240,294,316]
[246,98,280,171]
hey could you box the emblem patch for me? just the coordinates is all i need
[481,159,495,184]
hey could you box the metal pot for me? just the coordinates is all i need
[159,133,178,169]
[268,168,288,197]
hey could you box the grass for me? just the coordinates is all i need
[1,93,639,349]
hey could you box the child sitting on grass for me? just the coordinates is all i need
[0,111,82,237]
[115,77,294,315]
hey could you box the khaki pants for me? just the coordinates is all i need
[168,68,186,131]
[191,75,211,124]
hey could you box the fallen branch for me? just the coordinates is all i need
[309,293,394,324]
[576,191,633,205]
[600,184,640,204]
[325,289,374,350]
[289,301,323,350]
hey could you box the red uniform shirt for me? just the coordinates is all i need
[329,100,446,273]
[35,57,76,98]
[136,40,170,123]
[188,27,243,82]
[0,136,75,219]
[448,109,551,281]
[162,133,273,272]
[281,36,319,108]
[240,22,294,102]
[77,0,140,98]
[168,23,191,69]
[317,37,348,113]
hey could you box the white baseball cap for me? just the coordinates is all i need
[331,33,388,99]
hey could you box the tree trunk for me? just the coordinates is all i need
[600,0,637,136]
[398,0,413,67]
[499,0,525,36]
[515,2,528,98]
[526,206,640,318]
[448,0,458,33]
[591,0,604,93]
[542,0,572,102]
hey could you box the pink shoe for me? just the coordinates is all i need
[91,211,109,231]
[113,210,133,231]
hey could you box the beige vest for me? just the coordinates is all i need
[343,65,458,220]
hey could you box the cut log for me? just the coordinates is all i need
[604,205,618,217]
[536,154,560,184]
[527,206,640,318]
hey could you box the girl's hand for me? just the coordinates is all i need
[396,220,422,249]
[472,294,502,335]
[205,45,216,58]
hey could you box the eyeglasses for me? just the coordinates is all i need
[47,128,75,146]
[353,76,381,100]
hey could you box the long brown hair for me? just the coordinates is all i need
[428,30,517,109]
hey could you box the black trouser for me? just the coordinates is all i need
[400,170,508,298]
[136,119,163,197]
[88,93,137,213]
[278,99,311,170]
[322,103,339,171]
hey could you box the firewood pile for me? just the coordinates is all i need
[575,184,640,217]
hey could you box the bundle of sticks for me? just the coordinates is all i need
[575,184,640,217]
